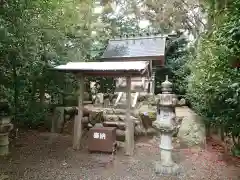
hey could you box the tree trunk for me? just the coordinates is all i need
[31,80,37,103]
[39,53,47,105]
[11,54,18,122]
[220,126,225,141]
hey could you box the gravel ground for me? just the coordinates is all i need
[0,130,240,180]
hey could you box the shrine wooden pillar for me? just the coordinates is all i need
[149,60,156,95]
[73,74,84,150]
[125,75,134,155]
[150,69,156,95]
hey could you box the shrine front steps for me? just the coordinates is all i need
[82,105,158,140]
[88,106,156,130]
[101,112,157,140]
[100,109,149,141]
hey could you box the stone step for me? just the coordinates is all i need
[102,120,140,130]
[103,114,139,122]
[115,88,145,93]
[118,97,135,103]
[83,106,138,116]
[116,101,140,109]
[115,102,134,109]
[103,108,137,116]
[114,127,156,142]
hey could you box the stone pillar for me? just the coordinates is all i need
[152,75,180,176]
[0,116,13,156]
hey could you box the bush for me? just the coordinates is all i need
[187,1,240,148]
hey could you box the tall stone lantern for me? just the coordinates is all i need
[152,75,180,175]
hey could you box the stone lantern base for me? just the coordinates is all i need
[0,132,10,155]
[155,161,181,176]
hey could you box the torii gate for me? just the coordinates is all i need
[54,61,149,155]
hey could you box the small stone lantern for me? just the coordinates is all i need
[153,75,180,176]
[0,102,13,156]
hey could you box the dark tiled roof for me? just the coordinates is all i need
[101,36,166,59]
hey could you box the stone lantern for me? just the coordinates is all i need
[152,75,180,176]
[0,102,13,156]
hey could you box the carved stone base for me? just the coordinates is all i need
[0,145,9,156]
[154,161,181,176]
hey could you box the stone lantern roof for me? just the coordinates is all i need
[161,75,172,93]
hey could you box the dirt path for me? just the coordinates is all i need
[0,130,240,180]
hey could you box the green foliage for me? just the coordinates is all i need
[0,0,93,126]
[155,34,191,95]
[0,0,151,126]
[187,0,240,146]
[165,36,191,95]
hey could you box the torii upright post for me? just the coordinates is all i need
[73,74,84,150]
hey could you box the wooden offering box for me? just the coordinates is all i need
[88,127,117,153]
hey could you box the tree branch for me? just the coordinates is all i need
[179,0,206,29]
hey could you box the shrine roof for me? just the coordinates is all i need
[53,61,149,77]
[101,35,166,60]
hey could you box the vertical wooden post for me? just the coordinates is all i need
[73,74,84,150]
[125,75,134,155]
[151,70,156,95]
[149,61,155,95]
